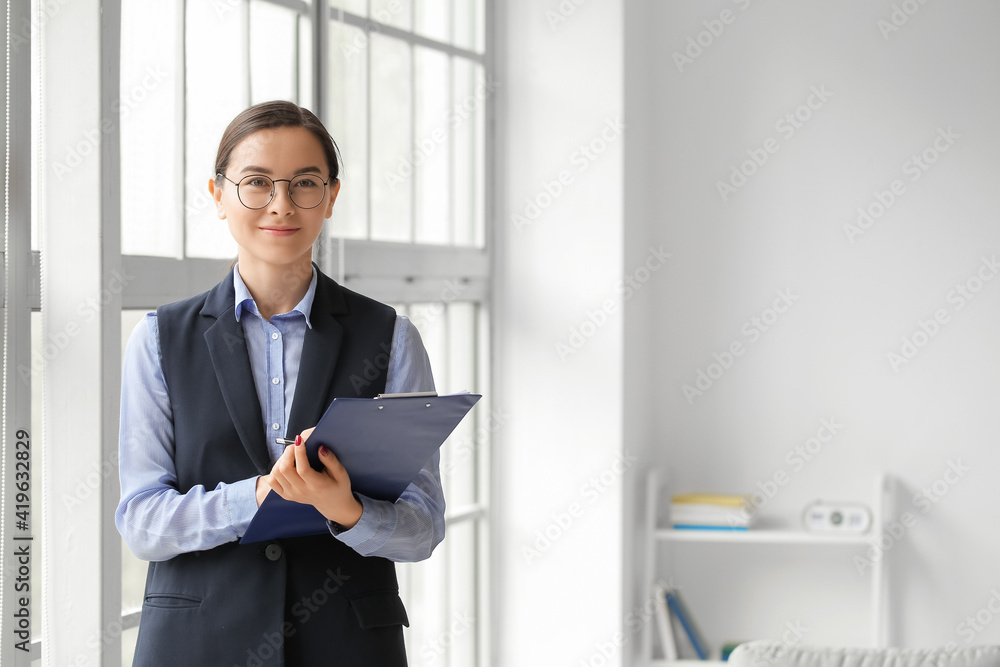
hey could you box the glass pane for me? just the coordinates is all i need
[415,0,449,43]
[329,0,367,15]
[327,20,369,240]
[298,14,314,110]
[414,47,450,244]
[475,0,486,54]
[476,304,491,496]
[399,542,448,665]
[122,625,139,666]
[249,0,299,105]
[120,0,183,257]
[450,58,480,247]
[447,520,478,665]
[29,313,42,640]
[452,0,483,53]
[121,311,152,613]
[185,0,247,259]
[408,302,447,391]
[471,62,486,248]
[442,303,476,507]
[369,34,412,242]
[408,301,449,498]
[372,0,413,31]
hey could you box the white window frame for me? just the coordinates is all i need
[2,0,36,663]
[0,0,496,665]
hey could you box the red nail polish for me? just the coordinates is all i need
[295,435,302,446]
[319,445,329,456]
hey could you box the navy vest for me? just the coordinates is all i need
[132,266,408,667]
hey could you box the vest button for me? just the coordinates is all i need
[265,543,282,561]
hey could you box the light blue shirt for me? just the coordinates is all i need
[116,266,444,563]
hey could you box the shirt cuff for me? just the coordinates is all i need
[226,477,260,538]
[328,493,397,553]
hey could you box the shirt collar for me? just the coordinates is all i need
[233,263,318,329]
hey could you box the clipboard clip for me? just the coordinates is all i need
[375,391,438,399]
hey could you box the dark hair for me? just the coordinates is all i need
[214,101,341,184]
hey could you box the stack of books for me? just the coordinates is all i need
[652,581,710,661]
[670,492,756,531]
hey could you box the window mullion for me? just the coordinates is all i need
[409,40,417,243]
[1,0,36,664]
[38,1,123,665]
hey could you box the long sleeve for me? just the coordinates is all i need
[115,315,259,562]
[331,315,447,562]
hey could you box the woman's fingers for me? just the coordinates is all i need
[318,445,348,482]
[292,434,314,478]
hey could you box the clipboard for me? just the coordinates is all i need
[240,391,481,544]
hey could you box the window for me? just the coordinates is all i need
[4,0,491,663]
[326,2,487,246]
[115,1,493,665]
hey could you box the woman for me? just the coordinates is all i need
[116,101,444,666]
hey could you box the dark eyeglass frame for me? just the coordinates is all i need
[217,172,334,210]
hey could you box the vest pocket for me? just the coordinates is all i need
[143,593,202,610]
[348,590,409,629]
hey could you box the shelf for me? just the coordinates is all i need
[642,470,891,664]
[654,528,872,546]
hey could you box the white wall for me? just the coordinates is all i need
[495,0,625,665]
[626,0,1000,656]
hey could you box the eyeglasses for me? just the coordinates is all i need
[218,173,333,210]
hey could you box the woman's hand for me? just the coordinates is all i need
[267,427,364,529]
[255,473,274,507]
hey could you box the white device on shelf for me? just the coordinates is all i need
[802,501,872,533]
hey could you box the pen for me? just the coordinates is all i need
[276,438,296,446]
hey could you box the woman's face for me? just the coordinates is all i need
[212,125,339,268]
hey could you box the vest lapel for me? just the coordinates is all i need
[201,271,271,475]
[287,271,347,436]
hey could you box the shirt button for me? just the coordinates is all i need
[271,423,280,430]
[265,543,282,561]
[271,332,279,340]
[271,377,280,385]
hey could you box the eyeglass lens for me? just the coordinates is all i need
[237,175,326,209]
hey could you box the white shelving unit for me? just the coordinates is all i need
[642,470,891,665]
